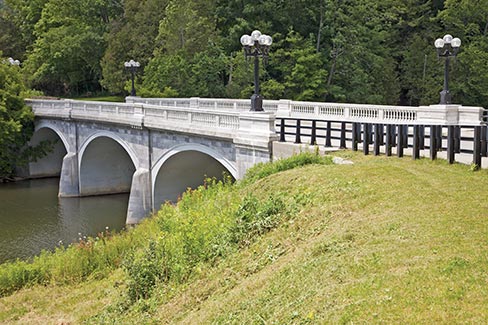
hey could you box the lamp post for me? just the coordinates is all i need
[240,30,273,111]
[434,34,461,105]
[7,57,20,66]
[124,59,140,97]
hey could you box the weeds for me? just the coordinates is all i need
[0,153,329,300]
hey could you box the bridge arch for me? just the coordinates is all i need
[152,143,237,209]
[29,122,69,177]
[78,131,138,196]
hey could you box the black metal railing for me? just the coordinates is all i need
[277,118,488,167]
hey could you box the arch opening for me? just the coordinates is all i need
[79,136,136,196]
[153,150,235,209]
[29,127,68,178]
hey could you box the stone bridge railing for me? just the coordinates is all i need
[127,96,485,126]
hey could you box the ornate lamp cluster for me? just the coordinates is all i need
[124,59,140,97]
[7,57,20,66]
[434,34,461,105]
[240,30,273,111]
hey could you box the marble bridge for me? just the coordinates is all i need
[27,96,485,223]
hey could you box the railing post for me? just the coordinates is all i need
[397,125,404,158]
[279,118,286,142]
[363,123,369,155]
[295,119,301,144]
[385,124,392,156]
[413,125,420,160]
[352,122,358,151]
[402,125,409,148]
[310,120,317,145]
[447,125,455,164]
[454,126,461,153]
[481,126,487,157]
[325,121,332,147]
[340,122,346,149]
[473,126,482,168]
[436,125,443,150]
[419,125,425,150]
[374,124,381,156]
[430,125,437,160]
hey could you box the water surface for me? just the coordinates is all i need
[0,178,127,264]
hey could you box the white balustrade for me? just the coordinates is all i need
[27,96,486,134]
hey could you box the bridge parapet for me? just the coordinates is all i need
[276,100,485,126]
[27,98,277,143]
[126,96,280,112]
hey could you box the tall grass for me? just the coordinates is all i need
[0,152,330,298]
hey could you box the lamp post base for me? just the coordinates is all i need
[440,90,451,105]
[250,94,264,112]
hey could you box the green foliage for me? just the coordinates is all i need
[23,0,122,95]
[100,0,167,94]
[0,56,37,179]
[0,153,317,301]
[2,0,487,106]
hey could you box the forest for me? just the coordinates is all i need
[1,0,488,108]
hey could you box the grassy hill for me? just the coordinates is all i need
[1,151,488,324]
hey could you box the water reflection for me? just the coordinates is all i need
[0,178,127,264]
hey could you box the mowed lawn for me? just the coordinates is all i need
[1,151,488,324]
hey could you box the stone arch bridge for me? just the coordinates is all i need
[27,98,278,224]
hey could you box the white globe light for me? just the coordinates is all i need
[434,38,445,49]
[266,35,273,46]
[258,35,268,45]
[251,30,262,41]
[240,35,250,46]
[134,61,141,67]
[124,62,131,67]
[451,37,461,48]
[443,34,453,43]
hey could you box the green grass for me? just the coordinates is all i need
[1,151,488,323]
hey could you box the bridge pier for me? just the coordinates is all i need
[58,152,80,197]
[126,168,152,224]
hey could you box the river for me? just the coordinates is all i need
[0,178,127,264]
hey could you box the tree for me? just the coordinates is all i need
[0,55,47,180]
[100,0,168,94]
[23,0,123,96]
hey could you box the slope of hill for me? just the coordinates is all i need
[1,151,488,324]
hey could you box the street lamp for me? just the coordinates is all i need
[240,30,273,111]
[434,34,461,105]
[7,57,20,66]
[124,59,140,97]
